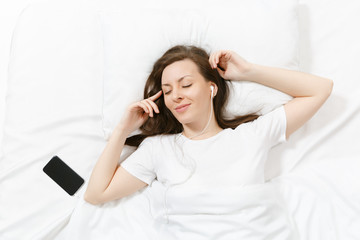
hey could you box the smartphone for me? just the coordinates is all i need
[43,155,85,196]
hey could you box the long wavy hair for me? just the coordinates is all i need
[125,45,259,147]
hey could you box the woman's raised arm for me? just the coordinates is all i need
[244,64,333,139]
[209,50,333,140]
[84,90,162,205]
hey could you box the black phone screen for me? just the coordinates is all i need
[43,155,85,196]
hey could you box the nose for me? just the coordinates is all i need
[171,88,183,102]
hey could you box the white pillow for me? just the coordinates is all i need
[99,0,298,140]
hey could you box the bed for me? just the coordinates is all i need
[0,0,359,239]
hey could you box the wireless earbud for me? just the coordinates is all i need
[210,85,214,98]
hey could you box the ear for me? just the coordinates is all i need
[210,83,218,97]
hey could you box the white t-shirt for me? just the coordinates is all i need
[121,105,291,239]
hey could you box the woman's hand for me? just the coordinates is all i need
[117,90,162,135]
[209,50,252,81]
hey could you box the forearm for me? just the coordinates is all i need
[84,125,129,200]
[242,63,333,98]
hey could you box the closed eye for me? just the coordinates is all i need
[164,84,192,95]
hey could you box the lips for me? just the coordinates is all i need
[175,103,191,112]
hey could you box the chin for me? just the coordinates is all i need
[175,116,194,126]
[172,112,189,124]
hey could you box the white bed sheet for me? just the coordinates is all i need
[1,0,360,239]
[0,1,106,239]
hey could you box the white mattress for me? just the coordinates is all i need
[1,0,360,239]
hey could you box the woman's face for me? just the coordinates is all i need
[161,59,213,125]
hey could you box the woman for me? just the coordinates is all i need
[84,45,333,238]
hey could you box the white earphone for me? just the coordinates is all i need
[164,84,216,224]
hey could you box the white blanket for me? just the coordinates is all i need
[151,181,298,240]
[54,187,159,240]
[55,181,299,240]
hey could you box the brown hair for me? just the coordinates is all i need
[125,45,259,147]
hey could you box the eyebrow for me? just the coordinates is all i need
[161,75,192,87]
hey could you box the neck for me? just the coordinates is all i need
[182,111,222,140]
[182,96,222,140]
[182,125,223,140]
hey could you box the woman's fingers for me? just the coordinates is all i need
[145,99,160,114]
[138,92,162,117]
[209,52,217,68]
[137,101,151,115]
[148,90,163,101]
[209,51,223,68]
[209,50,232,69]
[141,99,157,117]
[143,100,156,117]
[128,90,162,119]
[216,51,223,63]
